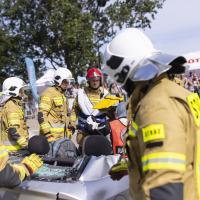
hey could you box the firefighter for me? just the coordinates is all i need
[38,67,73,142]
[1,77,29,152]
[0,143,43,188]
[71,68,109,150]
[104,28,199,200]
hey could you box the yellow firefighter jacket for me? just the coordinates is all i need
[38,86,68,142]
[0,143,28,187]
[1,98,29,152]
[127,74,200,200]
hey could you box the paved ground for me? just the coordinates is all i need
[27,118,40,137]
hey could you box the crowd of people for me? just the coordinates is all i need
[174,72,200,95]
[0,27,200,200]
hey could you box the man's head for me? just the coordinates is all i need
[54,67,73,91]
[103,28,187,95]
[86,68,103,90]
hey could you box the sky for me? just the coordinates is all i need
[144,0,200,55]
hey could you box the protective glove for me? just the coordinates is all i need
[22,153,43,174]
[109,161,128,181]
[12,164,30,181]
[86,116,99,130]
[17,137,28,148]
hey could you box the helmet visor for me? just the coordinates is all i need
[62,77,75,84]
[130,53,186,82]
[87,76,101,82]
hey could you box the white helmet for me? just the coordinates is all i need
[103,28,186,86]
[54,67,73,86]
[2,77,26,97]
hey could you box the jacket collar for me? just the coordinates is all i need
[85,86,102,95]
[10,97,23,106]
[128,73,169,118]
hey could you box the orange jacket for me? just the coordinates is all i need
[110,119,126,155]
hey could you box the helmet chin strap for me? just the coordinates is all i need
[123,78,135,97]
[61,88,67,92]
[59,85,67,92]
[55,85,66,93]
[123,78,150,98]
[11,96,22,100]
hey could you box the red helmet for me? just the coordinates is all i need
[86,68,103,79]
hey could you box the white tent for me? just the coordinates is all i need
[183,51,200,71]
[77,76,87,85]
[36,69,55,86]
[36,69,55,94]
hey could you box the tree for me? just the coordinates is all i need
[0,0,165,78]
[0,28,22,80]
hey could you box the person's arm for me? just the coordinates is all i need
[68,95,79,128]
[6,106,28,148]
[0,145,43,188]
[38,93,52,135]
[0,145,23,187]
[137,98,186,200]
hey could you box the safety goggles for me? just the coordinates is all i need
[62,78,75,85]
[62,79,70,84]
[88,77,101,82]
